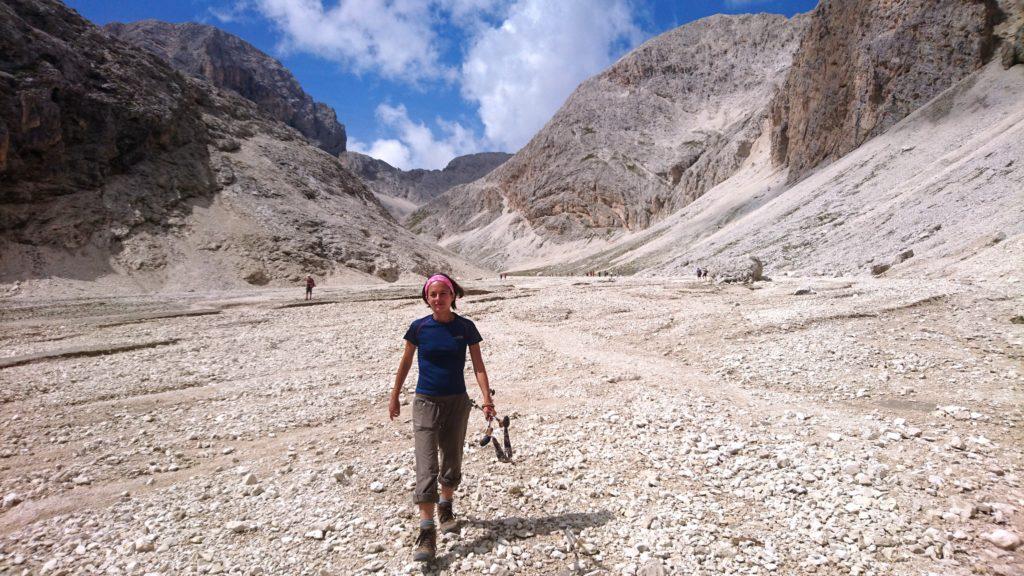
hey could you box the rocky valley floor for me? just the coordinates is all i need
[0,277,1021,576]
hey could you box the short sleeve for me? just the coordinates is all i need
[403,319,420,345]
[464,319,483,345]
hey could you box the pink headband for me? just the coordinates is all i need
[423,274,455,298]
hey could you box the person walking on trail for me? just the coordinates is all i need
[304,275,315,300]
[389,273,496,563]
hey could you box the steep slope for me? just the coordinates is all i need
[769,0,1004,183]
[0,0,483,293]
[338,151,511,220]
[413,13,807,267]
[554,61,1024,282]
[105,20,347,155]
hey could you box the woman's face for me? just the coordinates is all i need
[426,283,453,314]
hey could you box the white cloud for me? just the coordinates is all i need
[223,0,643,166]
[349,104,484,170]
[205,2,252,24]
[250,0,454,81]
[461,0,641,151]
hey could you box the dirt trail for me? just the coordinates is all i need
[0,277,1021,576]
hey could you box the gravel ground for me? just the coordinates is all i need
[0,276,1021,576]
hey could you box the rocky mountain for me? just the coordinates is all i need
[411,13,808,266]
[105,20,347,156]
[566,58,1024,282]
[339,151,511,220]
[0,0,483,292]
[511,0,1024,281]
[769,0,1004,182]
[414,0,1021,279]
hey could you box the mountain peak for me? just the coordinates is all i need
[105,19,347,155]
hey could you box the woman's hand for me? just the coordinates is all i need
[483,403,497,420]
[389,394,401,420]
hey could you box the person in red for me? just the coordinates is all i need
[389,273,495,563]
[304,275,316,300]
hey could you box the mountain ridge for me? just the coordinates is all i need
[339,151,511,220]
[105,19,348,156]
[411,12,809,266]
[0,0,484,293]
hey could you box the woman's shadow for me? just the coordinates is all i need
[427,509,614,573]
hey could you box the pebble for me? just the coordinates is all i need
[134,537,155,552]
[2,492,22,509]
[983,529,1021,551]
[0,279,1019,576]
[226,521,251,533]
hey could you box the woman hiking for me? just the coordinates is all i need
[389,273,496,562]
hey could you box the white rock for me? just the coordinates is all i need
[242,473,258,485]
[226,521,251,533]
[983,529,1021,550]
[370,481,385,493]
[2,492,22,509]
[637,560,666,576]
[949,498,975,520]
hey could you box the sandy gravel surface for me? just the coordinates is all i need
[0,277,1021,576]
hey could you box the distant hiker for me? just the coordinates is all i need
[696,267,702,279]
[305,275,316,300]
[389,273,496,563]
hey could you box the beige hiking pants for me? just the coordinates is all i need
[412,393,472,504]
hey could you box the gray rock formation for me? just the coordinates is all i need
[999,6,1024,68]
[413,13,807,255]
[716,255,765,284]
[339,151,510,220]
[768,0,1003,183]
[0,0,481,290]
[105,20,347,155]
[0,0,216,249]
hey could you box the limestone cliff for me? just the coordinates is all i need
[768,0,1004,182]
[105,20,347,155]
[0,0,482,290]
[412,13,807,264]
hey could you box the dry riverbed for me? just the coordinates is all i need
[0,276,1021,576]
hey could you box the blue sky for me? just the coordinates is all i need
[68,0,817,169]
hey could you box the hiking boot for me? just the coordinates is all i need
[438,501,459,534]
[413,526,436,562]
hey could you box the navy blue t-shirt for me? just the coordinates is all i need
[404,314,483,396]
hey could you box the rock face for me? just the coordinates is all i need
[339,151,510,219]
[105,20,347,155]
[0,0,481,290]
[1002,21,1024,68]
[413,13,807,260]
[622,59,1024,282]
[0,0,216,249]
[769,0,1003,182]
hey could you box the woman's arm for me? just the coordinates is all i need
[469,343,496,419]
[389,341,416,420]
